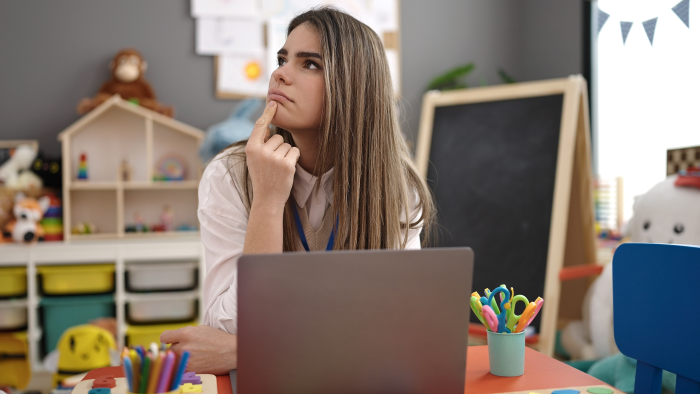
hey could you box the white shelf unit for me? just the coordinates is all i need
[58,95,205,240]
[0,236,204,373]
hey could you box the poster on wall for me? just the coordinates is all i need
[191,0,401,98]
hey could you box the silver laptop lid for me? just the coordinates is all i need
[237,248,473,394]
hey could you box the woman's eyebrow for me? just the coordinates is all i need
[296,51,321,59]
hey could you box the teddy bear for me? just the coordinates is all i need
[77,48,174,117]
[561,170,700,391]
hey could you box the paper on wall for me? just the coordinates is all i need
[191,0,260,18]
[217,54,268,97]
[196,18,265,55]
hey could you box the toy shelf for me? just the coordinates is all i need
[0,237,205,373]
[58,95,205,240]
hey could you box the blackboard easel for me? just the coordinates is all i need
[415,76,596,356]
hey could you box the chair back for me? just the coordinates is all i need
[613,243,700,394]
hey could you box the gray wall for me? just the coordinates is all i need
[0,0,582,158]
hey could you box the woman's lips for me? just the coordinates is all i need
[268,89,292,103]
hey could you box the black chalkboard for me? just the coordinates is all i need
[426,94,564,331]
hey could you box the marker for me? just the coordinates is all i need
[130,349,141,392]
[150,342,159,358]
[140,355,151,394]
[170,351,190,391]
[122,355,134,392]
[157,351,176,393]
[147,353,164,394]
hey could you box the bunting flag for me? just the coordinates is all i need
[673,0,690,27]
[620,21,633,44]
[598,9,610,33]
[643,18,658,45]
[599,0,690,46]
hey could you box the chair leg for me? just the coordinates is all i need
[634,361,662,394]
[677,375,700,394]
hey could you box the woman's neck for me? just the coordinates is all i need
[290,130,321,176]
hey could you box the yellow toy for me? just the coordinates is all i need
[0,332,31,389]
[53,324,116,387]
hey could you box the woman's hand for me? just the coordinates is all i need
[245,101,301,209]
[160,325,237,375]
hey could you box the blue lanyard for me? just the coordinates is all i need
[292,204,335,251]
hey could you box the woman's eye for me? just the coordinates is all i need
[277,57,287,67]
[304,60,320,70]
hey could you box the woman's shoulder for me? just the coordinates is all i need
[198,145,250,219]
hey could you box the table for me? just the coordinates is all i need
[83,346,621,394]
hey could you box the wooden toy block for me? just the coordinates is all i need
[89,389,111,394]
[93,375,117,388]
[181,371,202,385]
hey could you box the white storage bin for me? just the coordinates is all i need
[127,292,197,324]
[126,261,197,292]
[0,299,28,330]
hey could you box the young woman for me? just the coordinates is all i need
[161,7,435,373]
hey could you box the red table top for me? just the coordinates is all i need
[85,346,608,394]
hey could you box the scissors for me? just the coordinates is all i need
[470,292,489,330]
[514,297,543,333]
[504,287,530,332]
[481,286,511,333]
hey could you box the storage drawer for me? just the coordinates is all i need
[127,292,198,324]
[37,264,115,295]
[126,321,197,348]
[40,294,114,353]
[0,300,28,331]
[0,267,27,298]
[126,261,197,292]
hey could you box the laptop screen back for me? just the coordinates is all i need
[237,248,473,394]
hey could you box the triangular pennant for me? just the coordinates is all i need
[598,9,610,33]
[620,21,633,44]
[672,0,690,28]
[643,18,658,45]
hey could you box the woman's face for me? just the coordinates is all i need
[268,23,325,133]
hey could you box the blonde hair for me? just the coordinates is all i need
[227,6,435,250]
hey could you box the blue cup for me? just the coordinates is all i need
[486,330,525,376]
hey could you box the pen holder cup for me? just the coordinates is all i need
[486,330,525,377]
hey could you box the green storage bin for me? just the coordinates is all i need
[40,294,114,354]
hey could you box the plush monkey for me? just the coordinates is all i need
[77,49,174,117]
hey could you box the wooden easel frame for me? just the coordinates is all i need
[415,76,597,356]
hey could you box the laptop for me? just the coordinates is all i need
[232,248,473,394]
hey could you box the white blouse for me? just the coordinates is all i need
[199,149,423,334]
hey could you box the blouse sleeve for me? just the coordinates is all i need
[198,151,249,335]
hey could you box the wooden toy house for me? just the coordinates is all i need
[58,95,205,240]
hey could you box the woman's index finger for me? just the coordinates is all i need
[250,101,277,144]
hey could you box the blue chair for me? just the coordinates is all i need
[613,243,700,394]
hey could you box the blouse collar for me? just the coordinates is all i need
[292,163,334,207]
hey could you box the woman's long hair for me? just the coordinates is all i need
[226,6,435,250]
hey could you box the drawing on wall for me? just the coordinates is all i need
[191,0,401,98]
[597,0,689,45]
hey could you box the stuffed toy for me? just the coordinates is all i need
[561,171,700,392]
[77,48,174,117]
[199,98,263,163]
[2,192,50,243]
[0,144,43,190]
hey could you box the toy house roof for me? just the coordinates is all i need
[58,95,205,141]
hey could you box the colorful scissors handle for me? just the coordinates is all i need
[514,301,537,333]
[505,294,529,331]
[481,305,499,332]
[486,286,510,333]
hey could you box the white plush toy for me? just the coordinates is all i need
[561,173,700,360]
[0,144,43,189]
